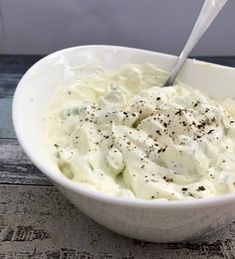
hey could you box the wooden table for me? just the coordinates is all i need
[1,55,235,259]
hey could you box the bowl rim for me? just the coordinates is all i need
[12,44,235,209]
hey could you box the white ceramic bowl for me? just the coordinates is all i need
[12,45,235,242]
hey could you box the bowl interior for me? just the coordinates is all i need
[12,45,235,203]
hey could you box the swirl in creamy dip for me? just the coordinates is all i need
[45,63,235,200]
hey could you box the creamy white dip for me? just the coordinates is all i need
[45,63,235,200]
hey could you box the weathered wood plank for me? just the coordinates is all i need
[0,55,42,139]
[0,184,234,259]
[0,55,43,74]
[0,98,16,138]
[0,73,22,98]
[0,74,19,138]
[0,138,50,185]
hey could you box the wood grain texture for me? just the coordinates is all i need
[0,138,50,185]
[0,55,43,74]
[0,184,235,259]
[0,98,15,138]
[0,73,22,98]
[0,55,42,139]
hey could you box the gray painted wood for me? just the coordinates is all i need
[1,55,235,258]
[0,55,42,74]
[0,73,22,98]
[0,98,15,138]
[0,138,50,185]
[0,72,21,138]
[0,55,42,138]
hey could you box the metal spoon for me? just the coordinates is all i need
[163,0,227,87]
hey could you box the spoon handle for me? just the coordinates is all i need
[164,0,227,87]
